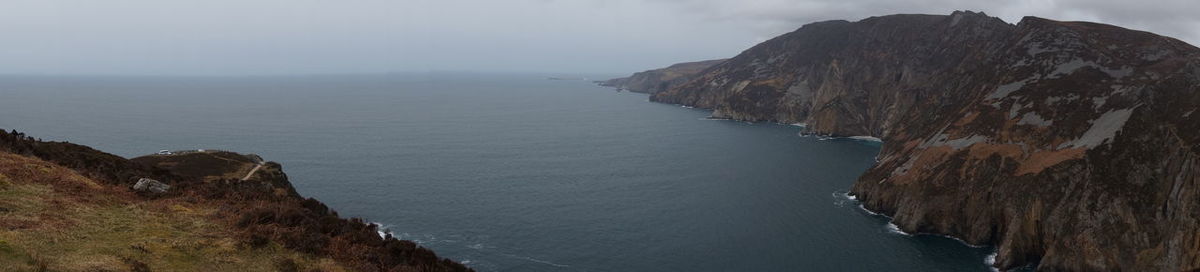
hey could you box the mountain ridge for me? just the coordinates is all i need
[597,59,726,93]
[606,11,1200,271]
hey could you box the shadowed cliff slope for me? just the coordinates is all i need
[632,11,1200,271]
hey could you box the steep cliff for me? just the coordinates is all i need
[599,59,726,93]
[641,11,1200,271]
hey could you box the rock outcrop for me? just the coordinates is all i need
[132,177,170,194]
[132,151,299,197]
[0,129,473,271]
[635,11,1200,271]
[599,59,726,93]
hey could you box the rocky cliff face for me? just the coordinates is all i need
[599,59,725,93]
[641,11,1200,271]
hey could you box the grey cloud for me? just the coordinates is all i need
[0,0,1195,75]
[643,0,1200,45]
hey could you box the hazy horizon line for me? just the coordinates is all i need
[0,70,635,78]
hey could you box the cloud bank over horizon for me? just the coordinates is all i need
[2,0,1196,75]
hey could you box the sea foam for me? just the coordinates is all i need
[847,135,883,143]
[371,221,392,238]
[886,222,913,236]
[832,191,857,207]
[984,251,999,272]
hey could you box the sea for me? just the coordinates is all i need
[0,73,1000,271]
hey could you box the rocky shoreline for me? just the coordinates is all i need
[605,11,1200,271]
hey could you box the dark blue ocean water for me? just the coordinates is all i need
[0,74,996,271]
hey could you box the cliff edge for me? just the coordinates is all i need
[598,59,726,93]
[636,11,1200,271]
[0,130,472,272]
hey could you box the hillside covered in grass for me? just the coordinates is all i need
[0,130,471,272]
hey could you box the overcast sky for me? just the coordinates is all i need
[2,0,1197,75]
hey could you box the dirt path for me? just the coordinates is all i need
[240,163,264,181]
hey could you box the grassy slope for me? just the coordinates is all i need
[133,151,259,182]
[0,152,348,271]
[0,130,471,272]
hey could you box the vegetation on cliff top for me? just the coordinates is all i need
[0,129,472,272]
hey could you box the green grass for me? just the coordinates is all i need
[0,153,348,272]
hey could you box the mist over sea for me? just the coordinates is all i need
[0,73,997,271]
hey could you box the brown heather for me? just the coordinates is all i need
[0,129,472,272]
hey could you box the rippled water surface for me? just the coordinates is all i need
[0,74,997,271]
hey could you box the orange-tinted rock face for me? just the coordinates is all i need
[636,10,1200,271]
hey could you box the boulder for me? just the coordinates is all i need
[132,178,170,194]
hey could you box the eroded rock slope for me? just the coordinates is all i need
[627,11,1200,271]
